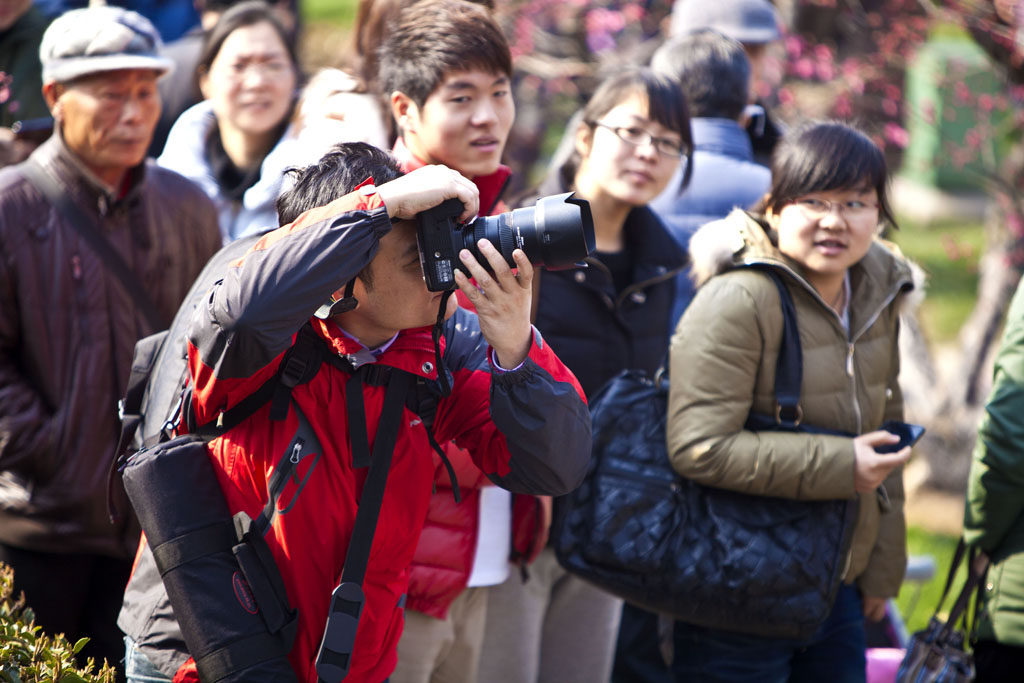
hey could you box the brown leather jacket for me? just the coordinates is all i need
[0,135,221,557]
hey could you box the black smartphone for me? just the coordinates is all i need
[876,420,926,453]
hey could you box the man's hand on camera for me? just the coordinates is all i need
[454,240,534,369]
[376,165,479,223]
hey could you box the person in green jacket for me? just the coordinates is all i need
[964,276,1024,680]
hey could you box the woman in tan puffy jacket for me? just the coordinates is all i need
[666,121,916,681]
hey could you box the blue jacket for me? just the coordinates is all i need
[651,118,771,326]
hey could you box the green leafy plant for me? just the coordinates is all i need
[0,563,116,683]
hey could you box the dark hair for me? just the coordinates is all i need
[276,142,403,226]
[199,0,257,15]
[349,0,495,93]
[277,142,404,290]
[565,67,694,193]
[764,121,898,229]
[197,1,300,86]
[377,0,511,109]
[651,30,750,120]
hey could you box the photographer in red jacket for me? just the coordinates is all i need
[120,142,591,683]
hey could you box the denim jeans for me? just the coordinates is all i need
[669,585,867,682]
[124,636,174,683]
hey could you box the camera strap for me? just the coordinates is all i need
[431,290,454,396]
[315,366,415,683]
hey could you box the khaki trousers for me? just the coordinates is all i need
[392,586,489,683]
[477,548,623,683]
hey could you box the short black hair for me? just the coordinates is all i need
[276,142,403,226]
[651,30,750,120]
[764,121,898,229]
[377,0,512,109]
[277,143,404,290]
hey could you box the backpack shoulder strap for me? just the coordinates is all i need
[315,366,416,682]
[108,329,171,524]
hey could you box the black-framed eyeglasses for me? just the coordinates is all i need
[589,121,686,158]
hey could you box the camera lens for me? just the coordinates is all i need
[462,192,595,269]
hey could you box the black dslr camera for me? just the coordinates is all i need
[416,192,596,292]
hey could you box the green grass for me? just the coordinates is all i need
[302,0,359,27]
[888,216,986,344]
[895,526,965,635]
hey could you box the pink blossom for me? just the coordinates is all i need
[833,94,853,118]
[622,3,645,22]
[813,44,833,62]
[883,122,910,148]
[793,57,815,79]
[954,82,972,106]
[778,87,794,105]
[847,74,865,95]
[785,35,805,58]
[585,7,625,33]
[882,98,899,117]
[978,94,994,112]
[816,61,835,80]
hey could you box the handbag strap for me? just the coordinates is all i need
[754,268,803,427]
[934,539,989,643]
[935,537,969,614]
[21,158,168,331]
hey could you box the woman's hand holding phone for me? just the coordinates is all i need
[852,430,913,493]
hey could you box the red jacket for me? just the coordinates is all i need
[395,142,545,619]
[151,186,589,682]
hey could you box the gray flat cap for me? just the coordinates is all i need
[669,0,781,44]
[40,6,175,84]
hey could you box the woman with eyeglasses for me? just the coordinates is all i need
[158,1,300,244]
[664,120,916,681]
[477,67,693,683]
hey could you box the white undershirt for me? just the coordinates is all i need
[466,486,511,587]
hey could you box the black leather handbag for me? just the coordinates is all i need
[552,268,859,640]
[895,540,987,683]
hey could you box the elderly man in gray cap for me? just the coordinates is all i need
[0,5,220,677]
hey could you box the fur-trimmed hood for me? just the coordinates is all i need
[688,208,925,311]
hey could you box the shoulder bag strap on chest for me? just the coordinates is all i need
[20,158,168,331]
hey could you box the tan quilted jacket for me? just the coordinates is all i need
[667,209,915,598]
